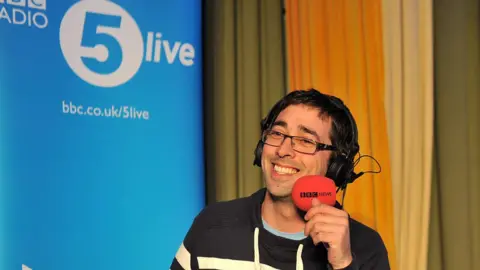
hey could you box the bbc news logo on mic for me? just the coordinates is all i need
[300,191,332,198]
[0,0,48,29]
[59,0,197,88]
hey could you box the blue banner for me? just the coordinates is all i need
[0,0,204,269]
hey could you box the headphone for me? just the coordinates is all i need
[253,95,361,188]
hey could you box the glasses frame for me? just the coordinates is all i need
[261,129,338,154]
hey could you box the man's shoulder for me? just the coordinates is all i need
[191,191,261,230]
[348,216,390,266]
[200,196,253,218]
[349,217,382,239]
[349,217,386,247]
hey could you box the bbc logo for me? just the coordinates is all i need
[0,0,46,10]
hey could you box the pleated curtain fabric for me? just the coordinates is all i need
[428,0,480,269]
[382,0,434,269]
[203,0,287,203]
[284,1,398,269]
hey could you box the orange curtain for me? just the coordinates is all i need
[285,0,397,269]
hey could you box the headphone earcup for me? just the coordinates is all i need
[326,155,354,187]
[253,140,264,167]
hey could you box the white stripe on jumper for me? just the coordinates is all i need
[197,256,279,270]
[175,243,191,270]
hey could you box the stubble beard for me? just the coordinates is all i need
[265,181,293,202]
[263,168,294,202]
[269,191,292,202]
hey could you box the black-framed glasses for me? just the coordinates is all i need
[262,130,337,154]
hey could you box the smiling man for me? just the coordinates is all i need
[170,89,390,270]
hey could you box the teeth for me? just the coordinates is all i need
[274,165,298,175]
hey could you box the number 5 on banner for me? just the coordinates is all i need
[80,12,123,74]
[22,264,32,270]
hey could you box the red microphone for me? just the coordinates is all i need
[291,175,337,211]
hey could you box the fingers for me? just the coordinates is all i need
[303,199,350,242]
[304,214,346,234]
[304,217,348,236]
[306,222,350,246]
[305,199,348,220]
[304,221,337,236]
[311,231,336,245]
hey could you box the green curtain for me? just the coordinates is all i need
[428,0,480,269]
[203,0,287,204]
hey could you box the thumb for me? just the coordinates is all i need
[311,198,321,207]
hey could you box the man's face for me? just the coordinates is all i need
[261,104,333,200]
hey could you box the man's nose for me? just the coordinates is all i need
[276,137,296,158]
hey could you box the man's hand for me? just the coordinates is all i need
[304,198,353,269]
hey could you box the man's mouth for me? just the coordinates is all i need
[273,163,299,175]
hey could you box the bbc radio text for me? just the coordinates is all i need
[62,101,149,120]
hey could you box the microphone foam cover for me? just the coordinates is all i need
[291,175,337,211]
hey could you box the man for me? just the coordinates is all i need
[170,89,390,269]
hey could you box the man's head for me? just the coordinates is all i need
[253,89,359,200]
